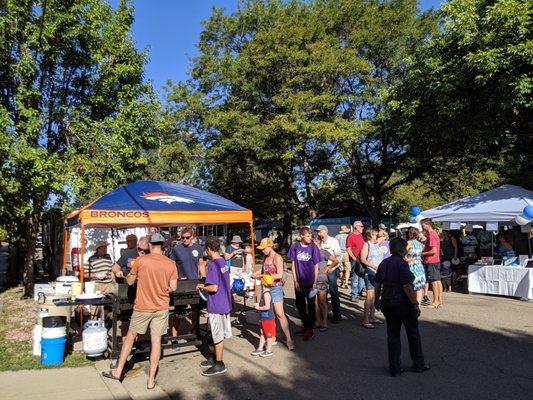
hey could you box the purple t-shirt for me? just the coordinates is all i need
[205,257,232,314]
[375,255,415,291]
[288,242,321,287]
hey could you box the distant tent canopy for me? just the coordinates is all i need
[422,185,533,223]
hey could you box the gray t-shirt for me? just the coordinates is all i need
[116,248,138,274]
[318,249,331,283]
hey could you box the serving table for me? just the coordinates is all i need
[468,264,533,300]
[53,279,205,368]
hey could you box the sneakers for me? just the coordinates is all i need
[390,368,404,377]
[303,329,314,341]
[200,358,214,368]
[413,363,431,373]
[259,350,273,358]
[250,348,264,356]
[202,362,227,376]
[421,297,431,306]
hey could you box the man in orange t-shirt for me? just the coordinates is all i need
[103,233,177,390]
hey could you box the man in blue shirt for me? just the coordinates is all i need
[169,227,206,336]
[169,227,206,279]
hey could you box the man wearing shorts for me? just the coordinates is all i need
[102,233,177,389]
[196,236,232,376]
[421,219,443,308]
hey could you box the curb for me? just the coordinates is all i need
[94,360,132,400]
[95,359,171,400]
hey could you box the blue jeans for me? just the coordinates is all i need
[350,274,365,297]
[327,268,341,317]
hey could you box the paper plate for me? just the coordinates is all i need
[198,289,209,301]
[451,257,460,265]
[308,288,318,299]
[76,293,105,300]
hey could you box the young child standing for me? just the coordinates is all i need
[251,275,276,357]
[196,236,232,376]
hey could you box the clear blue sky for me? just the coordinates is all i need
[118,0,444,94]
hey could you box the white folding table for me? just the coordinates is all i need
[468,264,533,300]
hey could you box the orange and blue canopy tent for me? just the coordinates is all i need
[63,180,254,281]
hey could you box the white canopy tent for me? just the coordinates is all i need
[422,185,533,223]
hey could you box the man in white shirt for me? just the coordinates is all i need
[316,225,343,323]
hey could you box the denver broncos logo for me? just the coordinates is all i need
[141,192,194,204]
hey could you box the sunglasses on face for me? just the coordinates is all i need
[137,247,149,253]
[182,235,192,240]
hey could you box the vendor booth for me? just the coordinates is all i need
[422,184,533,300]
[63,180,254,277]
[56,180,254,366]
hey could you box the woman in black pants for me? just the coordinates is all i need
[374,238,430,376]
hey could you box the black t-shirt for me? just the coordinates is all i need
[170,243,204,279]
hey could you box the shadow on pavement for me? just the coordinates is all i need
[143,291,533,400]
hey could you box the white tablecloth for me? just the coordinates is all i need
[468,264,533,300]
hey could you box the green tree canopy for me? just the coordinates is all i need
[0,0,158,294]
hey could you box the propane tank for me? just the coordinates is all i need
[82,320,107,357]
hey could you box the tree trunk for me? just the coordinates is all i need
[22,210,41,298]
[281,212,292,253]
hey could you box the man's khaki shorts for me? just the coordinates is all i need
[338,251,351,272]
[130,310,168,336]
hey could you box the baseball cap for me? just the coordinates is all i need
[96,241,108,249]
[149,233,166,244]
[314,225,328,232]
[378,223,387,230]
[257,237,275,250]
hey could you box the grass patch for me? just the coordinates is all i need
[0,287,92,371]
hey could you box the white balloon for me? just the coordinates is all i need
[515,214,531,225]
[415,214,425,222]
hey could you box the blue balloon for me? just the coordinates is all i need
[232,278,245,293]
[411,206,421,217]
[409,216,417,223]
[524,205,533,219]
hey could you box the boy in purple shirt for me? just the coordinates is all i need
[288,226,320,341]
[196,236,232,376]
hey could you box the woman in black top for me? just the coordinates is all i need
[374,238,430,377]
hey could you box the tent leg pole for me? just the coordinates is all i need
[62,227,68,276]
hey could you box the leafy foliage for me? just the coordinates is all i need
[0,0,158,293]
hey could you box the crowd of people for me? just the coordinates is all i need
[92,219,450,384]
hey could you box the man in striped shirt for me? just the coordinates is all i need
[85,241,114,318]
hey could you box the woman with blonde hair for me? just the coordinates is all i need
[360,228,384,329]
[254,237,294,350]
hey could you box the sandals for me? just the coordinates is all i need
[101,370,123,382]
[361,323,375,329]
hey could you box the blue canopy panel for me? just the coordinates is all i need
[66,181,252,227]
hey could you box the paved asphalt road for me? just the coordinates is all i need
[131,278,533,400]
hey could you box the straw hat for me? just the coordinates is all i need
[257,237,275,250]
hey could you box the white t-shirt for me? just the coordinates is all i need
[320,236,342,268]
